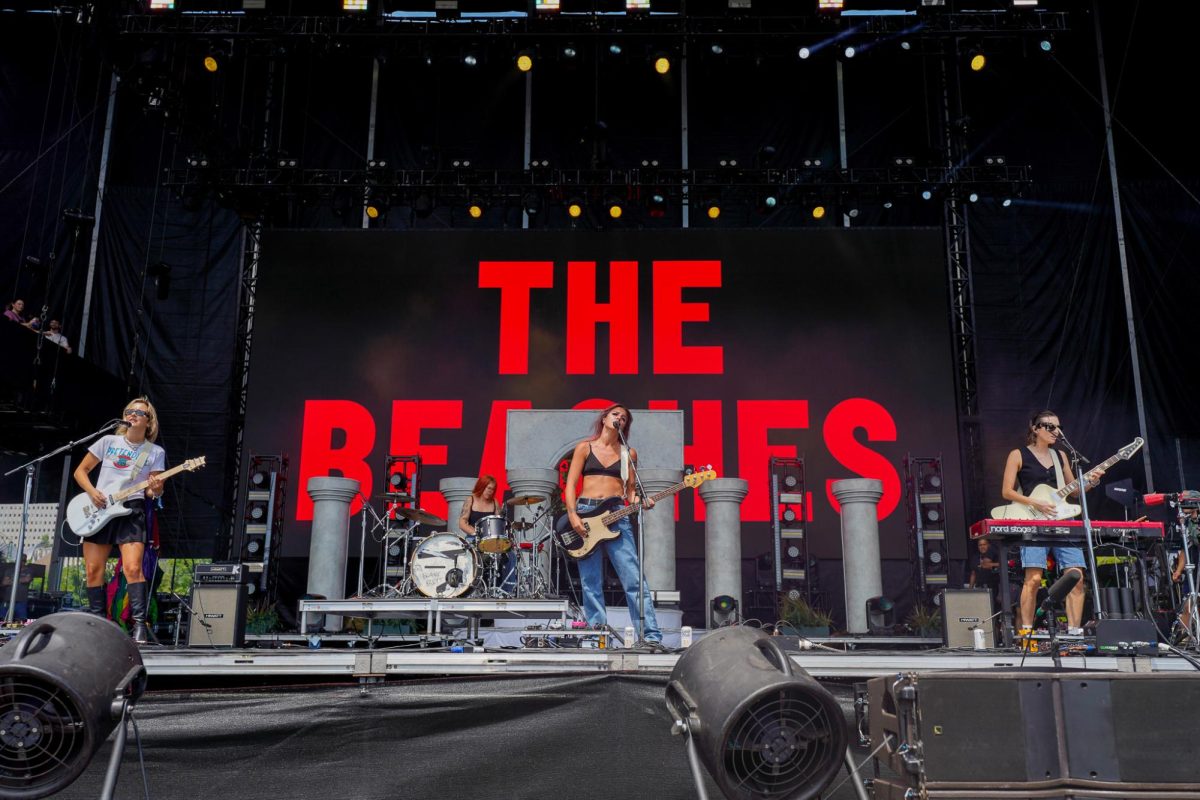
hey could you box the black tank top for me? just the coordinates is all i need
[1016,447,1060,495]
[466,499,498,527]
[581,444,623,480]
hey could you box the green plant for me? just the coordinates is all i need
[907,604,942,632]
[245,599,280,634]
[780,595,833,629]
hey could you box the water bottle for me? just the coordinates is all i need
[972,627,987,651]
[680,626,693,648]
[624,625,636,648]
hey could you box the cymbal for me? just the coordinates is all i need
[506,495,543,507]
[375,493,416,503]
[394,507,447,527]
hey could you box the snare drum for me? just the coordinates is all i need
[474,515,512,554]
[410,533,480,598]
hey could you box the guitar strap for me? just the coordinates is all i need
[122,443,152,491]
[1049,448,1066,491]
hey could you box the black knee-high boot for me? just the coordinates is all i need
[127,581,158,645]
[87,585,107,617]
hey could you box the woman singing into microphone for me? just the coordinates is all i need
[564,404,662,646]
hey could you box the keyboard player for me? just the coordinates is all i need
[1000,411,1103,636]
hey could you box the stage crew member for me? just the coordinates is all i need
[1001,410,1102,637]
[73,397,166,645]
[564,404,663,646]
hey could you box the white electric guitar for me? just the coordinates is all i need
[66,456,206,537]
[990,438,1144,521]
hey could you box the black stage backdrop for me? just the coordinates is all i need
[247,228,963,615]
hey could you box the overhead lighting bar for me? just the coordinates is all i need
[535,0,561,11]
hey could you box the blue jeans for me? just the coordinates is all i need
[575,497,661,642]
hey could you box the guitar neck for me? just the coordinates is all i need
[601,481,689,525]
[112,461,186,502]
[1055,454,1119,499]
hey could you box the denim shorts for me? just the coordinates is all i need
[1020,544,1085,571]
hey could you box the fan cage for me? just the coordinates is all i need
[720,687,841,800]
[0,674,88,799]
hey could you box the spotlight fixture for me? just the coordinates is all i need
[608,43,623,56]
[342,0,369,10]
[811,204,826,219]
[842,45,856,59]
[1002,197,1013,207]
[705,199,721,220]
[516,51,533,72]
[562,45,578,59]
[566,197,584,219]
[535,0,561,10]
[921,189,933,200]
[798,46,811,59]
[605,196,624,219]
[653,55,671,75]
[647,192,667,218]
[626,0,650,11]
[365,201,383,220]
[522,192,543,217]
[818,0,845,10]
[467,198,485,219]
[710,43,724,56]
[202,47,222,73]
[463,53,479,67]
[967,192,979,203]
[186,154,209,167]
[757,193,778,213]
[967,47,986,72]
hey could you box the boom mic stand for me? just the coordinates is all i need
[3,418,122,623]
[614,420,653,645]
[1056,430,1104,625]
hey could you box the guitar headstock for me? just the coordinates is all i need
[685,467,718,488]
[184,456,207,471]
[1117,438,1145,461]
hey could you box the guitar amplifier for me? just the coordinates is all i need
[188,563,246,648]
[939,588,995,648]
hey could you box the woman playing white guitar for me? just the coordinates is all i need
[564,404,662,646]
[73,397,166,645]
[1001,410,1102,638]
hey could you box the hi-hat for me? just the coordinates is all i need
[506,495,543,507]
[394,507,446,527]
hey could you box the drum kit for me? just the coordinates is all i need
[360,493,559,601]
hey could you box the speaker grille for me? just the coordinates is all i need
[722,688,841,800]
[0,675,87,798]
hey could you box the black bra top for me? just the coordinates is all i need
[582,445,623,480]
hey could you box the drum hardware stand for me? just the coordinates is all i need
[1171,500,1200,650]
[354,493,419,598]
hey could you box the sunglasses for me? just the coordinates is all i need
[1036,422,1060,431]
[124,409,151,419]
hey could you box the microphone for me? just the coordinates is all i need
[1035,571,1080,617]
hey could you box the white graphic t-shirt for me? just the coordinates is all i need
[86,435,167,497]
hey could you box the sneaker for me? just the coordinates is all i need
[1066,627,1084,636]
[642,639,670,653]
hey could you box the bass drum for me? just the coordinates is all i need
[410,533,480,598]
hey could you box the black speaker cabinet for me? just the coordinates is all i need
[188,578,247,648]
[939,588,994,648]
[868,670,1200,799]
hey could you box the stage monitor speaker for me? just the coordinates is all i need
[867,670,1200,799]
[188,564,247,648]
[938,588,993,648]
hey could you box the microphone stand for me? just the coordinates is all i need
[2,419,122,623]
[1056,430,1104,624]
[353,493,394,597]
[614,421,651,645]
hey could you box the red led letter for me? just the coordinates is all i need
[566,261,639,374]
[823,398,901,520]
[295,400,376,521]
[479,261,554,375]
[653,260,723,374]
[389,400,464,519]
[736,401,810,523]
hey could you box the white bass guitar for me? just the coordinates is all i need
[67,456,206,537]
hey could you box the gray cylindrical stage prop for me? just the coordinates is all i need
[700,478,749,626]
[439,477,477,536]
[507,468,559,575]
[832,478,884,634]
[639,468,682,591]
[306,476,360,631]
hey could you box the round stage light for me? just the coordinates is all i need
[843,45,856,59]
[464,54,478,67]
[811,205,826,219]
[706,202,721,220]
[246,539,262,555]
[608,202,623,219]
[365,204,381,219]
[654,56,671,75]
[710,43,724,56]
[516,53,533,72]
[567,202,583,219]
[609,43,623,56]
[1039,38,1053,53]
[969,52,986,72]
[968,192,979,203]
[203,54,219,73]
[921,189,933,201]
[798,46,811,60]
[1002,197,1013,207]
[563,46,578,59]
[468,202,484,219]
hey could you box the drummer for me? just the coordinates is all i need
[458,474,500,538]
